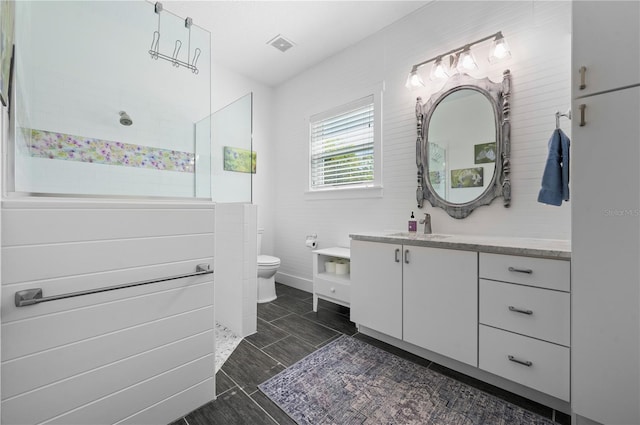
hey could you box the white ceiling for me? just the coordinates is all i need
[162,1,430,87]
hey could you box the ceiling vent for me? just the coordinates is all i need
[267,34,295,53]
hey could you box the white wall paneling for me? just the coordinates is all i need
[272,1,572,290]
[1,200,216,425]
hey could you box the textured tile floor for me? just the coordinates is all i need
[170,283,570,425]
[215,322,243,373]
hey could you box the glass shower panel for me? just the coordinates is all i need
[195,114,211,199]
[12,1,211,198]
[210,93,253,203]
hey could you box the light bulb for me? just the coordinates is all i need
[457,47,478,72]
[489,32,511,62]
[405,69,425,88]
[494,42,508,58]
[429,57,449,81]
[433,64,448,79]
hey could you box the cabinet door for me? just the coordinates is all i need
[572,1,640,96]
[403,246,478,366]
[350,240,402,339]
[572,87,640,425]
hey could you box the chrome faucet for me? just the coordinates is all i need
[420,212,432,234]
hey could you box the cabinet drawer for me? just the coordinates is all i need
[479,253,570,291]
[314,279,350,304]
[480,279,570,346]
[479,325,570,402]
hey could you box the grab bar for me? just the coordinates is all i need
[14,263,213,307]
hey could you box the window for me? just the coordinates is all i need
[309,95,377,192]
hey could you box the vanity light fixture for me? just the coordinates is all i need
[405,31,511,88]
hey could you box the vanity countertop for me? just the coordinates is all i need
[349,232,571,260]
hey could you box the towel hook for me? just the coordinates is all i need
[555,109,572,129]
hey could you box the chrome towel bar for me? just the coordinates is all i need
[14,263,213,308]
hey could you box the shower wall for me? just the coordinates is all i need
[12,1,211,198]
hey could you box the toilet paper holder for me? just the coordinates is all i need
[305,234,318,248]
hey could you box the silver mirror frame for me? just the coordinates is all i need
[416,69,511,219]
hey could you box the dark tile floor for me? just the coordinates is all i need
[170,283,570,425]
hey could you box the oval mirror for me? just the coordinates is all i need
[416,70,511,219]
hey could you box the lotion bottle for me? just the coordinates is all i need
[408,211,417,232]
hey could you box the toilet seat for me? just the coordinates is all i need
[258,255,280,266]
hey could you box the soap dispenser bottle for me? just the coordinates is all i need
[408,211,417,232]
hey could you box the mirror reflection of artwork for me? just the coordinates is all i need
[451,167,484,188]
[474,142,496,164]
[429,171,442,184]
[428,142,447,198]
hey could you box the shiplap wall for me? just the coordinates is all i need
[273,1,571,290]
[1,199,215,425]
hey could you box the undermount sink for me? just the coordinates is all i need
[387,232,450,240]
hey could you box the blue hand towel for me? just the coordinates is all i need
[538,128,570,206]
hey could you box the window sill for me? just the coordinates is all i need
[304,185,383,201]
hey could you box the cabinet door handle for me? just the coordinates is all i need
[578,65,586,90]
[579,103,586,127]
[508,355,533,367]
[508,266,532,274]
[508,305,533,315]
[404,249,410,264]
[395,248,400,263]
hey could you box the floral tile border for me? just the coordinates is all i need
[26,128,195,173]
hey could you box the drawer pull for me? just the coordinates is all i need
[330,287,335,293]
[404,249,410,264]
[508,355,533,367]
[508,305,533,315]
[508,266,532,274]
[578,65,586,90]
[395,248,400,263]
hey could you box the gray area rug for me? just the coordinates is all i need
[259,335,556,425]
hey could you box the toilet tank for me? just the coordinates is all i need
[257,228,264,255]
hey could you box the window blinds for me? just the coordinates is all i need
[310,96,374,189]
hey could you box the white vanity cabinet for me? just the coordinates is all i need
[350,240,403,339]
[351,240,478,366]
[351,233,572,410]
[403,246,477,366]
[478,253,571,402]
[572,2,640,423]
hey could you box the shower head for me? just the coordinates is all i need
[119,111,133,126]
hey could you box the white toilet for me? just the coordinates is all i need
[257,228,280,303]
